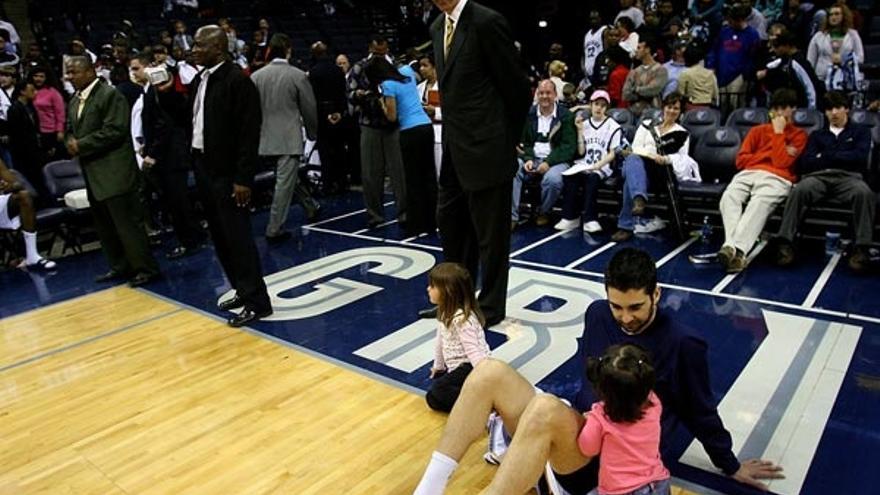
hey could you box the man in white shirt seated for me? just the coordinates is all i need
[511,80,577,230]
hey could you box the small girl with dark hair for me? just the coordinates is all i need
[579,344,670,495]
[425,262,490,413]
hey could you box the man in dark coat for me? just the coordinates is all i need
[189,25,272,327]
[138,52,205,259]
[426,0,531,327]
[64,55,160,286]
[309,41,349,195]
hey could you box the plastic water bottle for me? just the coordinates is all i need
[700,216,712,243]
[825,231,841,256]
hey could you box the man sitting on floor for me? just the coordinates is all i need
[774,90,874,271]
[718,88,807,273]
[412,248,783,495]
[0,159,56,270]
[511,79,576,229]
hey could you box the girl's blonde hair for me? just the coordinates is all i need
[548,59,567,77]
[428,262,484,329]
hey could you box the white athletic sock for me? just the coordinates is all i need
[23,231,41,264]
[413,451,458,495]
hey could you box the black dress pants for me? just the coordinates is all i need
[192,152,271,313]
[87,184,159,277]
[400,124,437,236]
[437,158,512,325]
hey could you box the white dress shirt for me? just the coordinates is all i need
[75,77,101,120]
[191,61,225,151]
[130,85,148,169]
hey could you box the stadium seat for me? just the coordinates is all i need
[792,108,825,134]
[681,107,722,148]
[680,126,742,197]
[640,107,663,124]
[726,107,769,139]
[608,108,633,126]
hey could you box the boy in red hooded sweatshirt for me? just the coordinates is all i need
[718,88,807,273]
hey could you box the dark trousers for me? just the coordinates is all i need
[400,124,437,236]
[437,159,512,324]
[88,185,159,277]
[426,363,473,412]
[317,118,347,192]
[777,170,876,246]
[342,115,361,185]
[149,165,204,248]
[192,152,271,313]
[561,172,602,222]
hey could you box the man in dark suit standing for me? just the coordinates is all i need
[190,25,272,327]
[64,56,160,287]
[309,41,349,195]
[427,0,531,327]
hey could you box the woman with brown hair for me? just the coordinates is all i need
[806,2,864,82]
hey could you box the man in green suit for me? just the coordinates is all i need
[64,56,160,286]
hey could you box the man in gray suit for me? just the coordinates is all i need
[251,33,318,243]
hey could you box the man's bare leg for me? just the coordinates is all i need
[10,190,55,269]
[12,190,37,232]
[484,394,591,494]
[413,359,537,495]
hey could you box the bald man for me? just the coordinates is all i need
[190,25,272,327]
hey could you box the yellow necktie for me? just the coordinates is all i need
[76,93,86,120]
[444,16,455,57]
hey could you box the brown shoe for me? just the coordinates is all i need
[511,220,518,232]
[535,214,551,227]
[776,240,795,266]
[631,197,647,216]
[611,229,633,242]
[717,245,736,269]
[726,251,747,273]
[849,247,869,272]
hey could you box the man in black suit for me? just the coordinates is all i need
[190,25,272,327]
[309,41,349,195]
[427,0,531,327]
[136,52,205,260]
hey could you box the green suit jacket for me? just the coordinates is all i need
[66,79,139,202]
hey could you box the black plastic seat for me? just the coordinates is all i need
[726,107,770,139]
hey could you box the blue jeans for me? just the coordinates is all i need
[586,478,670,495]
[511,159,567,221]
[617,154,648,231]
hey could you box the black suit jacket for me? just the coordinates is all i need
[431,1,531,191]
[189,62,262,188]
[7,100,41,170]
[309,58,348,116]
[143,85,190,170]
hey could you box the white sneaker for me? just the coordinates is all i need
[634,216,667,234]
[554,218,579,231]
[582,220,602,233]
[483,412,510,465]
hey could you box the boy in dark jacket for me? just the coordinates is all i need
[775,91,873,271]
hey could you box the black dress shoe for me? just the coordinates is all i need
[166,245,201,260]
[266,231,292,244]
[228,307,273,327]
[418,306,438,319]
[218,295,245,311]
[95,270,129,283]
[128,272,161,287]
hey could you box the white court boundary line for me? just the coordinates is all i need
[305,224,880,325]
[711,240,769,293]
[305,200,394,228]
[509,230,571,258]
[353,219,398,235]
[656,237,698,268]
[801,252,843,308]
[564,242,617,269]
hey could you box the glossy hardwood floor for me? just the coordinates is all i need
[0,287,695,495]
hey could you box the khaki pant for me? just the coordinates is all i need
[720,169,792,253]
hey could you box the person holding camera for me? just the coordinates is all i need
[133,52,206,260]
